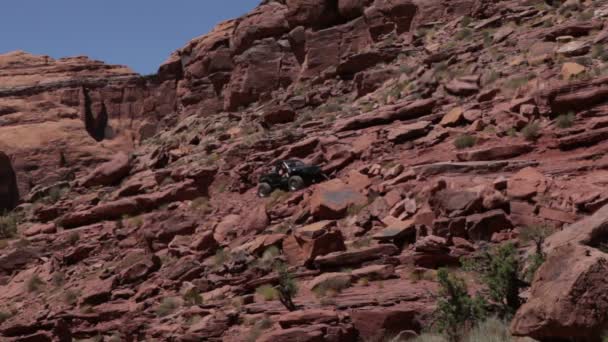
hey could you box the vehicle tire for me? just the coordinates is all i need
[257,182,273,198]
[288,176,305,192]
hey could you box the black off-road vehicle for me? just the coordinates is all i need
[257,159,327,197]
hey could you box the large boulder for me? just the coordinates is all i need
[310,179,368,220]
[511,204,608,340]
[0,151,19,212]
[80,152,132,188]
[283,220,346,266]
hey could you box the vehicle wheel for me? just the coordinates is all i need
[288,176,305,191]
[257,182,273,198]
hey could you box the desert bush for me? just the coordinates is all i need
[26,274,45,293]
[520,225,552,281]
[213,248,229,267]
[276,262,298,311]
[52,272,66,287]
[455,28,473,40]
[466,317,511,342]
[464,243,522,318]
[0,211,19,239]
[191,197,212,216]
[555,112,575,129]
[522,122,541,141]
[183,288,203,306]
[435,268,486,342]
[592,44,608,62]
[313,276,351,298]
[256,285,278,301]
[155,297,180,317]
[0,311,12,324]
[67,232,80,246]
[454,135,476,150]
[64,289,79,305]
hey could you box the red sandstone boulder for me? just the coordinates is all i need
[310,179,368,220]
[81,152,132,188]
[512,204,608,340]
[283,220,346,266]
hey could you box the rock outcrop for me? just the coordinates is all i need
[0,151,19,211]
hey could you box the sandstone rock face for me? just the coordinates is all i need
[512,205,608,340]
[0,151,19,211]
[0,51,175,195]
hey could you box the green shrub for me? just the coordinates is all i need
[52,272,66,287]
[0,211,19,239]
[213,248,229,267]
[256,285,278,301]
[64,290,79,305]
[26,274,45,293]
[454,135,477,150]
[67,232,80,246]
[466,317,512,342]
[483,243,521,318]
[463,243,522,319]
[46,187,66,204]
[183,289,203,306]
[0,311,12,324]
[455,28,473,40]
[155,297,180,317]
[313,276,351,298]
[522,122,541,141]
[592,44,608,62]
[191,197,212,216]
[555,112,575,129]
[435,269,486,342]
[276,262,298,311]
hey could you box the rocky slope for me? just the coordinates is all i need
[2,0,608,341]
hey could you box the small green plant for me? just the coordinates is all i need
[128,215,144,228]
[522,122,541,141]
[266,189,289,209]
[191,197,212,216]
[26,274,45,293]
[0,311,12,324]
[276,262,298,311]
[52,272,66,286]
[67,232,80,246]
[155,297,180,317]
[0,211,19,239]
[592,44,608,62]
[466,317,512,342]
[506,128,518,137]
[454,135,477,150]
[256,246,281,270]
[504,76,530,90]
[520,225,552,281]
[461,16,472,27]
[46,187,65,204]
[555,112,575,129]
[455,28,473,40]
[245,316,273,342]
[312,276,351,298]
[256,284,278,301]
[435,269,486,342]
[183,288,203,306]
[64,290,79,305]
[213,248,229,267]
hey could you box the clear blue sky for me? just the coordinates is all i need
[0,1,260,74]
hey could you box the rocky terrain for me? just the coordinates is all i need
[2,0,608,341]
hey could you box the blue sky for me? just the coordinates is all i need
[0,1,259,74]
